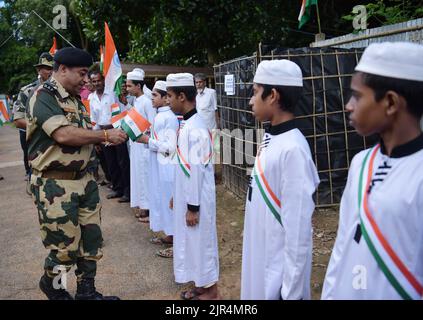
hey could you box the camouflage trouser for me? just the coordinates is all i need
[30,173,103,281]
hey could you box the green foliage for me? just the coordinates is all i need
[342,0,423,28]
[2,0,422,95]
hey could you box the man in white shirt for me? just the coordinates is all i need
[194,73,219,130]
[89,70,130,202]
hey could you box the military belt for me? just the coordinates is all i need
[32,169,88,180]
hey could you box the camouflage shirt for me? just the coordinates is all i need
[13,79,40,122]
[26,76,96,172]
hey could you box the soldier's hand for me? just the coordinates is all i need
[107,129,127,145]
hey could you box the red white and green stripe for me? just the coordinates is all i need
[298,0,318,29]
[203,130,213,166]
[120,108,151,141]
[111,110,127,128]
[176,146,191,178]
[358,145,423,300]
[0,101,10,126]
[104,22,122,96]
[111,103,120,117]
[253,156,282,226]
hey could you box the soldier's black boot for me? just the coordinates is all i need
[39,274,74,300]
[75,278,120,300]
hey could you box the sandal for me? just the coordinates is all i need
[180,287,205,300]
[134,209,141,218]
[156,247,173,258]
[150,237,173,245]
[138,216,149,223]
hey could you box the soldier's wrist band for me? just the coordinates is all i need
[103,129,109,143]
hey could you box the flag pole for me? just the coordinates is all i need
[315,1,322,35]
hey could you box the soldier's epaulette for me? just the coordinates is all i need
[43,82,57,93]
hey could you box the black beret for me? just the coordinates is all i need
[54,47,93,67]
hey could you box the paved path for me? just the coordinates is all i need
[0,125,188,299]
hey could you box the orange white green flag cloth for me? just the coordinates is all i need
[111,110,128,128]
[104,22,123,96]
[298,0,318,29]
[0,101,10,126]
[111,103,120,117]
[120,108,151,141]
[49,36,57,55]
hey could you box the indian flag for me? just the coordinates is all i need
[0,101,10,126]
[104,22,122,96]
[120,108,151,141]
[111,110,128,128]
[49,36,57,55]
[111,103,120,117]
[298,0,318,29]
[82,99,90,116]
[99,45,104,74]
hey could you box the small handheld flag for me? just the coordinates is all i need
[111,103,120,117]
[111,110,128,128]
[120,108,151,141]
[0,101,10,126]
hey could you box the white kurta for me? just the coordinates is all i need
[241,122,320,300]
[148,106,179,236]
[129,94,156,209]
[196,87,217,130]
[173,111,219,287]
[322,137,423,300]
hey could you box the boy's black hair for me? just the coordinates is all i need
[361,72,423,119]
[129,79,144,89]
[154,88,167,98]
[257,83,302,113]
[167,86,197,102]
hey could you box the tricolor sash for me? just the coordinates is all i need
[252,155,282,226]
[176,129,213,178]
[358,145,423,300]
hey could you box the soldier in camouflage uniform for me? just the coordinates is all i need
[27,47,127,300]
[13,52,53,180]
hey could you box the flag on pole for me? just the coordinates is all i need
[120,108,151,141]
[111,103,121,117]
[0,101,10,126]
[104,22,122,97]
[111,110,128,128]
[49,36,57,55]
[298,0,318,29]
[99,45,104,74]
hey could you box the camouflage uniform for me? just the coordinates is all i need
[27,76,101,281]
[13,80,40,177]
[13,80,40,122]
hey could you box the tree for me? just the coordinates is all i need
[0,0,90,93]
[342,0,423,30]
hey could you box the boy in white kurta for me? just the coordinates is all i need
[166,73,220,300]
[322,42,423,300]
[138,81,179,254]
[241,60,320,300]
[126,69,156,220]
